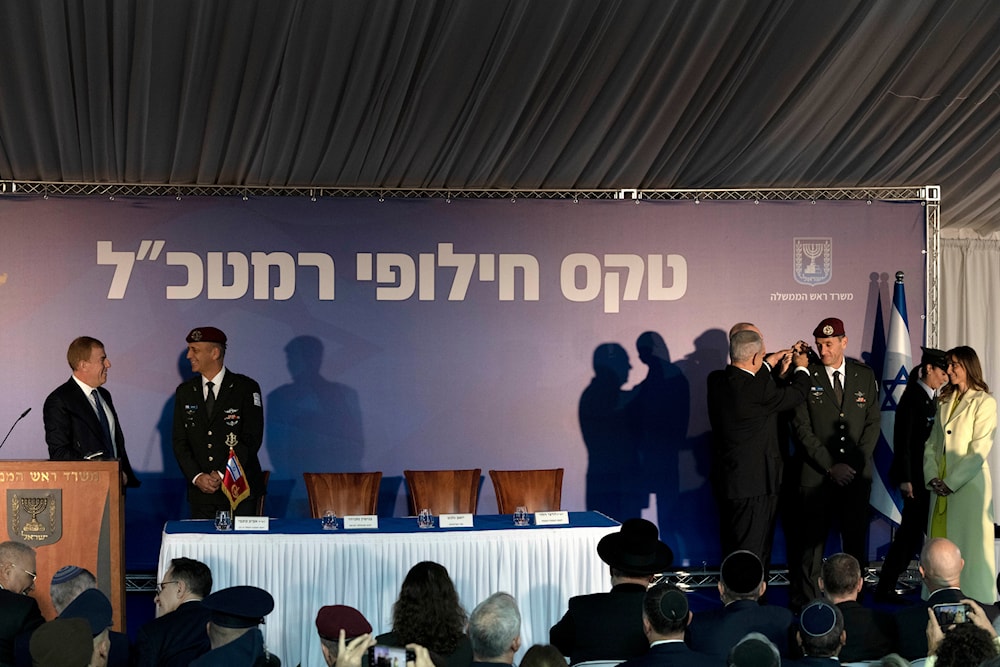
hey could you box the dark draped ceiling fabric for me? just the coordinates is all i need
[2,0,1000,233]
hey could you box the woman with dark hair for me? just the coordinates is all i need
[925,345,998,603]
[376,561,472,667]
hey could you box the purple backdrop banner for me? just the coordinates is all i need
[0,196,926,567]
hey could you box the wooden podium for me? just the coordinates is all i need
[0,460,125,629]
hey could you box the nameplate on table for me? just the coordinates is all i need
[534,511,570,525]
[343,515,379,530]
[235,517,270,531]
[438,513,475,528]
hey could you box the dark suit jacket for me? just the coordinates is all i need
[550,583,649,663]
[0,588,44,667]
[893,587,1000,660]
[889,379,936,487]
[686,599,793,658]
[172,370,265,506]
[376,631,472,667]
[792,359,880,486]
[43,378,140,487]
[619,641,724,667]
[835,600,895,663]
[132,600,212,667]
[707,366,811,499]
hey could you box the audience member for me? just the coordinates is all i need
[619,582,724,667]
[316,605,373,667]
[468,593,521,666]
[29,617,105,667]
[726,632,780,667]
[133,557,213,667]
[895,537,999,660]
[377,562,471,667]
[0,541,43,667]
[50,566,98,614]
[686,550,792,658]
[550,518,673,663]
[926,615,999,667]
[50,587,114,667]
[818,552,895,662]
[787,600,845,665]
[190,585,280,667]
[519,644,566,667]
[875,654,910,667]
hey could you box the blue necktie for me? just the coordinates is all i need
[91,389,116,457]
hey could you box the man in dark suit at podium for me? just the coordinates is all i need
[43,336,140,489]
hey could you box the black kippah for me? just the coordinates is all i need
[657,588,689,620]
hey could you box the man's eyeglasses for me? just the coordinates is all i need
[156,580,178,594]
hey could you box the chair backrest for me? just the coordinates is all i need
[254,470,271,516]
[403,469,481,515]
[488,468,564,513]
[303,472,383,518]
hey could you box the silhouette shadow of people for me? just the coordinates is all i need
[626,332,690,546]
[267,335,365,517]
[579,343,644,522]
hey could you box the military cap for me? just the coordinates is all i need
[203,585,274,628]
[61,588,113,635]
[316,605,372,641]
[812,318,845,338]
[920,346,949,371]
[186,326,227,346]
[30,618,94,667]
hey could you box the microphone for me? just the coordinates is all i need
[0,407,31,451]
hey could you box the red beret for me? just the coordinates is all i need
[316,605,372,640]
[812,318,845,338]
[186,327,227,345]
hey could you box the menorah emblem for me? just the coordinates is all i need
[794,237,832,286]
[20,497,49,533]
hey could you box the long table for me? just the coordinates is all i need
[159,512,620,666]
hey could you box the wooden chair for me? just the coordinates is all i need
[488,468,564,514]
[254,470,271,516]
[303,472,383,517]
[403,469,481,515]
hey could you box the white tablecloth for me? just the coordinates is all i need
[159,513,620,667]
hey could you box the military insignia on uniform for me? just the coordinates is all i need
[253,392,261,407]
[185,404,198,416]
[189,329,203,341]
[7,490,62,545]
[811,385,825,400]
[794,237,832,286]
[223,408,240,428]
[854,391,866,406]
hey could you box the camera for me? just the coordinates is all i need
[933,602,972,626]
[369,645,416,667]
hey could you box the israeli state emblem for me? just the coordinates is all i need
[794,237,833,286]
[7,490,62,545]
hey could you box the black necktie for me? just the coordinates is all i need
[832,370,844,407]
[91,389,115,456]
[205,381,216,419]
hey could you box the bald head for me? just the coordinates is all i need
[920,538,964,591]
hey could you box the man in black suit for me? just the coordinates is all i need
[43,336,140,488]
[789,317,880,610]
[172,327,265,519]
[0,541,43,667]
[133,557,213,667]
[686,550,794,659]
[876,347,950,602]
[818,553,895,662]
[618,583,724,667]
[707,328,810,573]
[894,537,999,660]
[550,518,673,664]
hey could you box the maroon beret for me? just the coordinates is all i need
[812,318,845,338]
[316,605,372,640]
[186,327,227,345]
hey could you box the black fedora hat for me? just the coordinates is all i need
[597,518,673,574]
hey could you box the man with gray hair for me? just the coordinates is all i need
[50,565,98,614]
[707,327,810,572]
[0,541,43,667]
[469,593,521,666]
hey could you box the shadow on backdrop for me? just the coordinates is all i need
[266,335,365,517]
[578,343,644,522]
[125,350,197,571]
